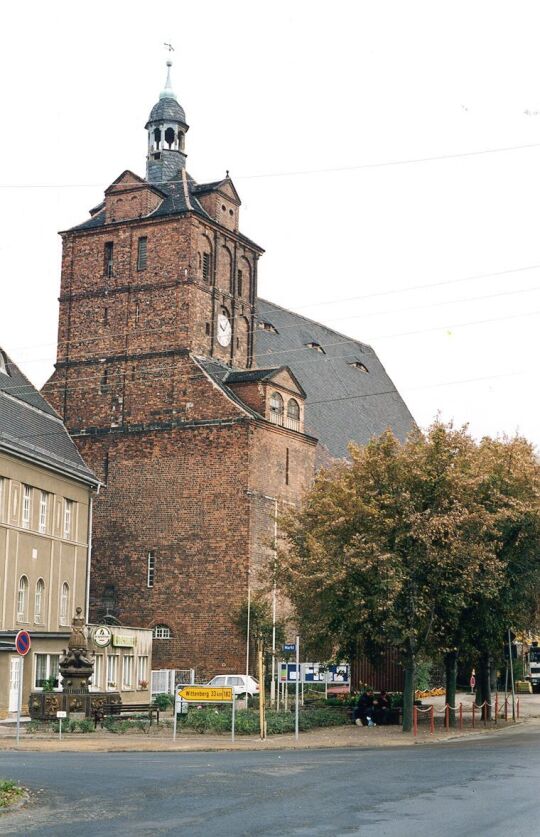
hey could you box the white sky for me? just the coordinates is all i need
[1,0,539,447]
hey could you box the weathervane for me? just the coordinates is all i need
[164,42,175,55]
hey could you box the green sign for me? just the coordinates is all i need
[112,634,136,648]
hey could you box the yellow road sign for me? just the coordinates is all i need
[178,686,233,702]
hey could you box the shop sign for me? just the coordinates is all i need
[93,626,112,648]
[112,634,136,648]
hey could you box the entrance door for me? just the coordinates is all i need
[8,656,21,712]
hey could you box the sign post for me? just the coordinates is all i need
[295,635,300,741]
[15,630,31,746]
[57,710,67,741]
[175,686,235,743]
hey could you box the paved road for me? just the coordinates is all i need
[0,727,538,836]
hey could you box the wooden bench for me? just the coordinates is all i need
[94,702,160,727]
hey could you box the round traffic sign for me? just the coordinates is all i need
[15,630,31,656]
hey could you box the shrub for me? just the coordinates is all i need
[153,693,174,711]
[179,706,349,735]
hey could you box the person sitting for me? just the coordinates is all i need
[354,689,376,726]
[374,690,391,725]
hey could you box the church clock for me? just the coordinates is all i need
[217,313,232,347]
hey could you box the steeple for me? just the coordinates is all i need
[145,60,189,185]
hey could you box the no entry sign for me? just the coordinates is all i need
[15,630,31,656]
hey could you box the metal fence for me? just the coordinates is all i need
[151,669,195,695]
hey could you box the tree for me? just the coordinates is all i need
[278,422,539,731]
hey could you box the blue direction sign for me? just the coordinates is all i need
[15,630,31,657]
[283,643,296,653]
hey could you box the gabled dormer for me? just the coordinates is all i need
[104,171,166,223]
[225,366,306,433]
[192,176,241,232]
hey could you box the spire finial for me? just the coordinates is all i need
[160,44,177,100]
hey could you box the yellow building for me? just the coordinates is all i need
[0,347,99,717]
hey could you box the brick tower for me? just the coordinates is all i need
[43,63,317,677]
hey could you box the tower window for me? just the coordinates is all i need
[237,270,243,296]
[137,236,148,271]
[153,128,161,149]
[202,252,211,282]
[147,552,155,588]
[103,307,109,326]
[104,242,114,277]
[165,127,175,148]
[153,624,171,640]
[205,322,210,336]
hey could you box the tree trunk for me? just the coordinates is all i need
[478,652,492,721]
[444,650,458,728]
[402,652,416,733]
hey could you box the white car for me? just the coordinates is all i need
[206,674,259,697]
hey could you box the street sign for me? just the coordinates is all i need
[56,711,67,719]
[15,630,31,656]
[178,686,233,702]
[283,643,296,653]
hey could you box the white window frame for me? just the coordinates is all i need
[34,653,61,690]
[106,654,118,690]
[63,499,73,539]
[22,484,31,529]
[137,655,148,688]
[39,491,48,534]
[59,581,70,626]
[34,578,45,625]
[152,625,171,639]
[122,655,134,690]
[17,575,28,622]
[90,654,103,691]
[147,552,155,588]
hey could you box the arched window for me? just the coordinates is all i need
[153,624,171,639]
[0,351,8,375]
[164,127,175,148]
[269,392,284,425]
[34,579,45,624]
[60,582,70,625]
[17,576,28,622]
[153,128,161,149]
[287,399,300,420]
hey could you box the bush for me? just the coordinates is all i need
[179,706,349,735]
[153,693,174,711]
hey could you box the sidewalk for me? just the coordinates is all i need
[1,695,538,754]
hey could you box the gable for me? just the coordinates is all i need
[268,368,304,397]
[104,171,166,223]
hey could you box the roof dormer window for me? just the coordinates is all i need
[306,341,325,354]
[349,361,369,372]
[0,351,8,375]
[258,321,279,334]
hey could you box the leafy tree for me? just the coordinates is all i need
[278,422,539,731]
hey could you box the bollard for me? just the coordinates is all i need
[472,703,475,728]
[445,704,449,730]
[413,706,417,737]
[504,697,508,722]
[430,705,434,735]
[459,702,463,730]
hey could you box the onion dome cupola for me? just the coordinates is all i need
[145,60,189,185]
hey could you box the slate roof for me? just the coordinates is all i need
[146,96,187,127]
[0,349,99,486]
[254,300,415,458]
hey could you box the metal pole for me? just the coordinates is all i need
[508,629,516,721]
[16,657,23,746]
[231,694,236,743]
[270,498,278,708]
[258,640,265,740]
[173,695,178,742]
[295,635,300,741]
[59,717,62,742]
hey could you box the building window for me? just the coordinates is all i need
[39,492,48,533]
[60,582,70,625]
[202,252,211,282]
[349,361,369,372]
[91,654,103,690]
[205,322,210,336]
[285,447,290,486]
[137,656,149,688]
[34,579,45,624]
[269,391,284,425]
[137,236,148,271]
[237,269,243,296]
[122,655,134,690]
[258,321,279,334]
[107,655,118,690]
[17,575,28,622]
[103,307,109,326]
[64,499,73,539]
[306,341,325,354]
[104,242,114,277]
[153,624,171,640]
[285,398,301,431]
[22,484,31,529]
[147,552,155,588]
[34,654,60,689]
[0,351,8,375]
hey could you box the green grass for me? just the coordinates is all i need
[0,780,24,809]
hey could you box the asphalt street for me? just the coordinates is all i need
[0,727,538,836]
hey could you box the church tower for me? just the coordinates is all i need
[42,62,315,676]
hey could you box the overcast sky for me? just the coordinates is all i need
[1,0,539,448]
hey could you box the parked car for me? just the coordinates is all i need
[206,674,259,697]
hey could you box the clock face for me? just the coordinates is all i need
[217,313,232,347]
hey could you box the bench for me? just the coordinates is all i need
[94,702,160,728]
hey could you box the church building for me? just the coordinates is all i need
[43,62,414,677]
